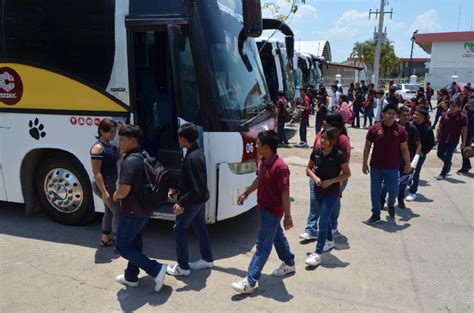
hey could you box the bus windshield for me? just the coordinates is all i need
[198,0,269,122]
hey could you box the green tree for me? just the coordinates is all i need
[351,40,400,79]
[262,0,306,22]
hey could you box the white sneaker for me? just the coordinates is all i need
[405,193,417,201]
[154,264,167,292]
[272,262,296,277]
[166,264,191,277]
[231,278,258,294]
[116,274,139,287]
[299,232,317,240]
[331,228,339,236]
[436,175,446,180]
[305,253,321,266]
[323,240,335,252]
[189,259,214,270]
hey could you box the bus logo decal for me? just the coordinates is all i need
[0,67,23,106]
[28,118,46,140]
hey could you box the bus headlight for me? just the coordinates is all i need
[227,162,257,175]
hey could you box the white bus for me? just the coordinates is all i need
[0,0,274,225]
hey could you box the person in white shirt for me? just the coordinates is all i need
[330,85,340,112]
[374,89,388,122]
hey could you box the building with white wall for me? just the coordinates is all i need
[415,31,474,89]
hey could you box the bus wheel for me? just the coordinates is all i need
[35,156,96,225]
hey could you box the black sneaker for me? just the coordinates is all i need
[380,200,386,210]
[457,169,469,175]
[398,199,406,209]
[365,214,381,225]
[388,206,395,217]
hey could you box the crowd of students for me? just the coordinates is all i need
[88,79,472,295]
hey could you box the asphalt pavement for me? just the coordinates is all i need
[0,113,473,312]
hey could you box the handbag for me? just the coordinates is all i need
[462,146,474,158]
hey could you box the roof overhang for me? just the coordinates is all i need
[415,31,474,54]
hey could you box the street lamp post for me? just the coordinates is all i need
[408,30,418,78]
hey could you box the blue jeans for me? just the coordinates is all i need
[277,119,288,144]
[247,210,295,287]
[116,211,162,282]
[305,180,347,235]
[437,142,457,176]
[370,167,399,215]
[299,115,308,143]
[305,179,319,236]
[364,107,373,127]
[174,203,213,270]
[409,154,427,194]
[331,181,348,231]
[380,163,405,203]
[314,194,339,254]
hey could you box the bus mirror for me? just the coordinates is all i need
[285,37,294,59]
[243,0,263,37]
[238,30,253,72]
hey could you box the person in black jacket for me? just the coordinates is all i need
[167,123,214,277]
[406,107,435,202]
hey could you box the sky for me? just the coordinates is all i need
[262,0,474,62]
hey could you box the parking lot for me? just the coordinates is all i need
[0,114,473,312]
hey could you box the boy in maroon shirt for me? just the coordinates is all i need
[232,130,295,294]
[436,100,468,180]
[363,105,413,224]
[296,89,311,147]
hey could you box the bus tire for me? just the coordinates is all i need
[34,155,96,226]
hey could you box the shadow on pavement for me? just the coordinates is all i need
[172,269,211,293]
[211,266,294,303]
[0,202,260,264]
[320,253,350,269]
[334,233,350,251]
[116,281,172,312]
[397,207,420,223]
[414,194,433,203]
[367,217,411,233]
[418,179,430,187]
[444,177,466,184]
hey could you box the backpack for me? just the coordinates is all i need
[131,151,169,210]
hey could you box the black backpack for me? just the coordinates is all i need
[131,151,169,210]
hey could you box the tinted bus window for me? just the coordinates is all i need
[2,1,115,89]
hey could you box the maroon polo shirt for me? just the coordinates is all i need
[301,95,311,119]
[257,154,290,218]
[366,122,407,169]
[439,111,468,145]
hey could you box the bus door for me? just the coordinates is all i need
[127,22,202,214]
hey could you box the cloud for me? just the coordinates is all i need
[336,10,369,26]
[312,26,358,40]
[294,4,318,20]
[410,9,441,33]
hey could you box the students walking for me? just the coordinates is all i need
[232,130,295,294]
[113,125,167,292]
[380,106,420,209]
[300,113,351,241]
[167,123,214,277]
[304,127,351,267]
[363,105,412,224]
[90,119,119,248]
[426,82,434,110]
[436,100,468,180]
[406,107,435,201]
[432,88,449,130]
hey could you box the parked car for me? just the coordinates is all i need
[395,83,419,101]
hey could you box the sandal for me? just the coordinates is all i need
[100,239,116,247]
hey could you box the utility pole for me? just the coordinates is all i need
[369,0,393,88]
[408,30,418,78]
